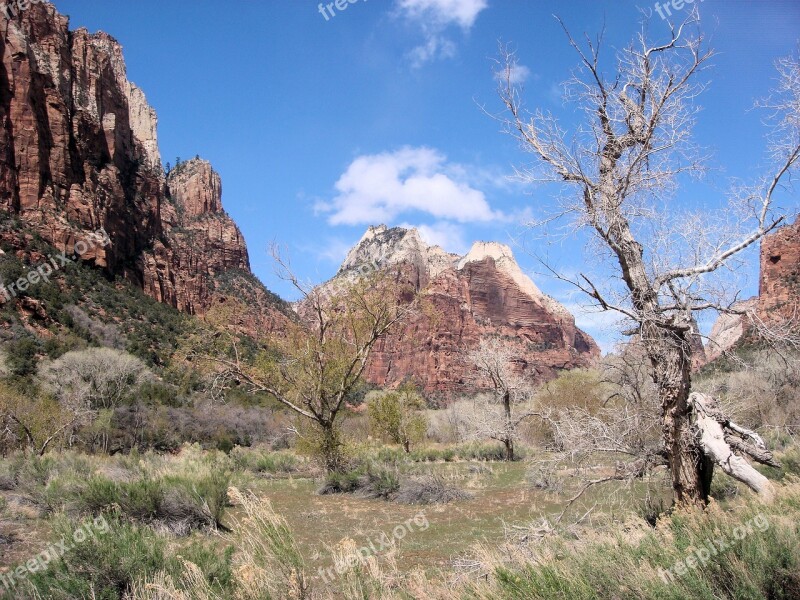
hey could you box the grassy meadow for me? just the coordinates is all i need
[0,438,797,599]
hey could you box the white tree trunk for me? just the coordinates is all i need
[689,393,776,501]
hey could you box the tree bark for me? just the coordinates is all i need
[689,392,777,500]
[644,325,711,506]
[504,437,514,462]
[320,421,344,474]
[502,390,514,461]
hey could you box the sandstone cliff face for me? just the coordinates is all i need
[325,225,600,395]
[1,6,161,271]
[0,3,280,321]
[759,215,800,321]
[704,298,757,363]
[703,216,800,361]
[142,158,251,314]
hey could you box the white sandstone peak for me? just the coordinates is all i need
[338,225,457,278]
[457,241,572,320]
[456,241,515,269]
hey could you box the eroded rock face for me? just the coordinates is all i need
[704,298,758,363]
[145,158,251,314]
[0,4,279,321]
[321,225,600,395]
[759,216,800,321]
[703,217,799,362]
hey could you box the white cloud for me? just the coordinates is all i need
[408,36,457,68]
[494,62,532,85]
[317,147,502,226]
[396,0,488,29]
[400,221,468,254]
[395,0,488,67]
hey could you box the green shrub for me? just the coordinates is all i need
[253,451,301,474]
[177,540,235,592]
[319,470,362,494]
[317,463,400,499]
[456,441,508,461]
[78,477,124,514]
[5,337,39,376]
[24,515,167,599]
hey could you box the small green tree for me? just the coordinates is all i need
[368,383,428,453]
[6,338,39,377]
[0,382,81,455]
[214,246,415,473]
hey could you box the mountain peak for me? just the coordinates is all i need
[457,241,514,267]
[338,225,456,277]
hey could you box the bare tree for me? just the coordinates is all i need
[215,246,414,473]
[467,337,540,461]
[36,348,151,451]
[39,348,150,411]
[497,14,799,505]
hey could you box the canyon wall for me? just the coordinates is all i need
[0,3,282,323]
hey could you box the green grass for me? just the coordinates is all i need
[485,487,800,600]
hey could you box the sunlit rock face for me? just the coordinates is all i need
[319,225,600,396]
[702,216,800,363]
[759,216,800,323]
[1,4,287,330]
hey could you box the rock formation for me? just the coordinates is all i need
[759,215,800,322]
[703,216,800,362]
[704,298,758,363]
[321,225,600,395]
[0,3,285,324]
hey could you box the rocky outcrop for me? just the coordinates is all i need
[139,158,252,314]
[323,225,600,395]
[759,215,800,321]
[703,216,800,362]
[0,3,285,322]
[704,298,758,363]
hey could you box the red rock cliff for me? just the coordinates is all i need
[703,216,800,361]
[759,215,800,321]
[320,226,600,395]
[0,2,281,321]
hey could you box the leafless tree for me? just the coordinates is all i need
[496,13,799,505]
[530,349,667,520]
[39,348,151,411]
[467,337,542,461]
[36,348,151,451]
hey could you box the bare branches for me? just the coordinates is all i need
[205,251,416,472]
[499,13,799,504]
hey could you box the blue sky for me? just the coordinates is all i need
[52,0,800,351]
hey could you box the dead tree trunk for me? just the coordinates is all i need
[689,392,780,500]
